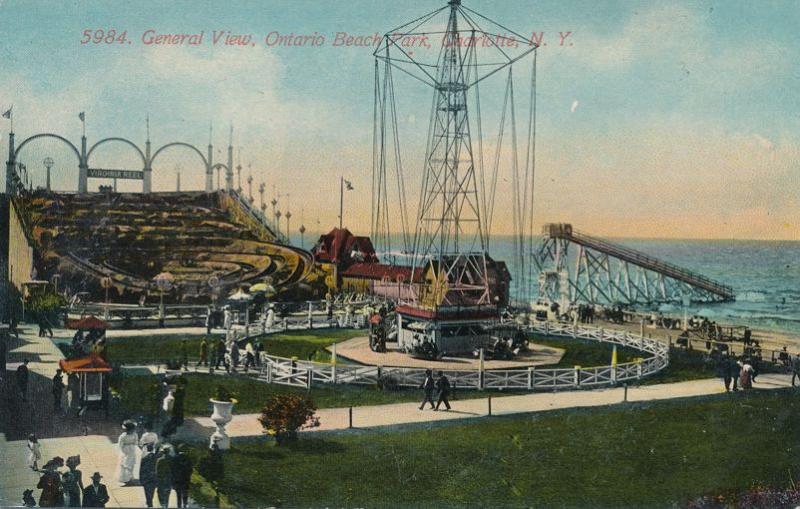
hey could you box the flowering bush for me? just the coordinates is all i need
[258,394,318,445]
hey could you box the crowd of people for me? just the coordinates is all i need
[116,420,194,508]
[21,420,200,508]
[178,335,265,375]
[23,439,107,508]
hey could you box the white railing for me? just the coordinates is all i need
[253,321,670,392]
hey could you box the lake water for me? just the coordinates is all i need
[297,232,800,335]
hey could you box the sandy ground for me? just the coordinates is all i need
[587,317,799,356]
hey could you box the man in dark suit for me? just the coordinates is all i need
[435,371,452,411]
[16,359,29,402]
[140,444,159,508]
[82,472,110,507]
[419,369,436,410]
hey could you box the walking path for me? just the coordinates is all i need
[0,327,184,508]
[177,372,793,441]
[1,325,795,508]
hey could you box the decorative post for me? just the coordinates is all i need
[226,125,234,191]
[6,131,16,195]
[247,175,253,202]
[78,135,88,193]
[478,348,485,389]
[258,183,265,211]
[206,123,214,192]
[143,114,152,193]
[271,193,278,227]
[285,210,292,242]
[43,157,54,191]
[299,224,306,248]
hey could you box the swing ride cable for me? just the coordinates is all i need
[387,64,411,255]
[524,52,538,304]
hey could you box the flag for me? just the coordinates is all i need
[344,179,354,191]
[78,112,85,121]
[2,106,11,119]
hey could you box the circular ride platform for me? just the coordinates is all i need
[327,336,565,370]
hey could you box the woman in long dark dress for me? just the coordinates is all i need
[37,457,65,507]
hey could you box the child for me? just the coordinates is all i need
[26,433,41,471]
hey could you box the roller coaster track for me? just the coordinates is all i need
[20,189,315,299]
[534,223,735,307]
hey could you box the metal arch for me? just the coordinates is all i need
[210,162,229,171]
[14,133,82,163]
[87,137,147,167]
[150,141,208,168]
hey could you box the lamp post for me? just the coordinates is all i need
[275,210,282,238]
[100,276,112,320]
[153,272,174,327]
[285,210,292,243]
[247,175,253,202]
[43,157,54,191]
[299,224,306,248]
[258,183,265,212]
[236,164,242,193]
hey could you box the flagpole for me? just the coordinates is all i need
[339,175,343,229]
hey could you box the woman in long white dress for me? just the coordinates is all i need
[117,420,139,484]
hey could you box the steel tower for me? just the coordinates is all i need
[373,0,536,312]
[413,1,488,309]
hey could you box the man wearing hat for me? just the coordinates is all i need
[82,472,110,507]
[52,369,65,412]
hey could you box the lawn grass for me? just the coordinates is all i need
[188,389,800,508]
[530,335,640,368]
[113,373,512,417]
[106,329,365,365]
[106,333,226,364]
[257,329,365,362]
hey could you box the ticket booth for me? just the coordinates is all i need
[59,354,111,416]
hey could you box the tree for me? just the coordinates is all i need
[258,394,318,445]
[26,286,66,325]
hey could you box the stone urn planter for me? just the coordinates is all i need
[209,398,237,450]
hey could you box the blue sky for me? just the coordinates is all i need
[1,0,798,239]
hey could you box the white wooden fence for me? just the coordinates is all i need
[256,321,670,392]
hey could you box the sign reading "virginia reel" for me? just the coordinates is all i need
[87,168,144,180]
